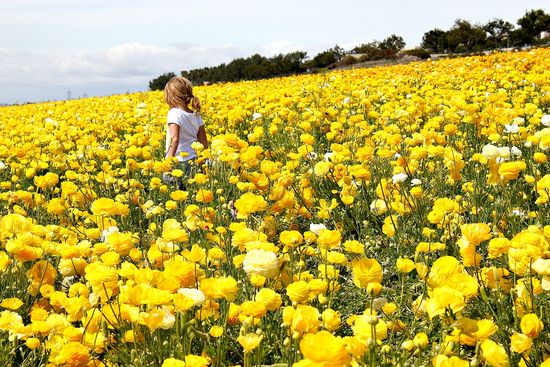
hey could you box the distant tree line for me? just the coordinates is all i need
[149,9,550,90]
[149,34,406,89]
[422,9,550,53]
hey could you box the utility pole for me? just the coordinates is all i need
[67,89,72,100]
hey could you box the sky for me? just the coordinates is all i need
[1,0,548,104]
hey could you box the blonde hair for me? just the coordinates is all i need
[164,76,201,112]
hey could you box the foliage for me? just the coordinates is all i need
[422,8,550,53]
[351,35,406,61]
[180,51,307,84]
[514,9,550,46]
[149,72,177,91]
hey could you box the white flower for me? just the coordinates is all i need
[177,288,206,306]
[342,97,350,104]
[531,258,550,276]
[504,124,519,134]
[252,112,262,120]
[510,146,522,157]
[411,178,422,186]
[0,161,6,170]
[324,152,333,161]
[309,223,327,234]
[392,172,408,184]
[541,114,550,127]
[482,144,500,160]
[242,249,279,278]
[159,305,176,330]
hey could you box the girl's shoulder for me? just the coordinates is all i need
[168,108,202,124]
[169,107,199,116]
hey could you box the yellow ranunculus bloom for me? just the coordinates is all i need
[299,330,351,367]
[351,258,383,289]
[237,332,263,353]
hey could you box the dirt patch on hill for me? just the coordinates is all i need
[334,55,423,71]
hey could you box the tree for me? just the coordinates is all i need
[148,72,176,91]
[308,45,345,68]
[379,34,406,51]
[515,9,550,45]
[446,19,487,52]
[484,18,515,48]
[421,29,448,52]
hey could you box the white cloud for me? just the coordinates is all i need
[0,42,263,103]
[0,39,346,103]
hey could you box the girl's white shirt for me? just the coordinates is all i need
[165,107,204,162]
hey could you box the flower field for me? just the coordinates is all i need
[1,48,550,367]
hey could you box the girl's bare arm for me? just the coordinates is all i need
[166,123,180,158]
[197,125,208,149]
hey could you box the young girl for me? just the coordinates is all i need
[163,76,208,187]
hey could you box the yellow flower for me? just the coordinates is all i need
[432,355,469,367]
[52,341,90,367]
[520,313,544,338]
[234,192,268,218]
[209,325,224,338]
[299,331,351,367]
[351,312,388,343]
[200,277,239,301]
[351,258,383,289]
[105,231,138,256]
[183,244,206,263]
[170,190,189,201]
[425,287,466,319]
[90,197,129,216]
[237,332,263,353]
[498,161,526,182]
[286,280,311,304]
[25,337,41,349]
[34,172,59,190]
[316,229,342,249]
[447,318,497,346]
[256,288,282,311]
[480,339,509,367]
[162,358,186,367]
[459,223,492,246]
[162,218,189,242]
[322,308,341,331]
[510,332,532,354]
[413,332,428,349]
[282,305,321,334]
[0,297,23,310]
[279,230,304,247]
[396,258,415,273]
[185,354,209,367]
